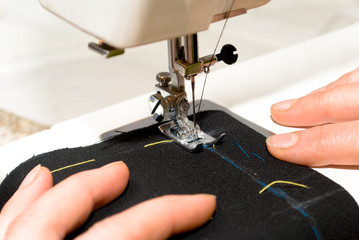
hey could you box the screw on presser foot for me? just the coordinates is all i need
[148,34,236,152]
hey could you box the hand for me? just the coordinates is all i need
[0,162,216,240]
[266,68,359,167]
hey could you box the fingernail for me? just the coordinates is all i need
[20,164,42,188]
[102,161,124,169]
[272,99,297,111]
[266,133,298,149]
[208,194,217,200]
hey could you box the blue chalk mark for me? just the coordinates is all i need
[222,156,242,171]
[235,143,250,158]
[251,153,266,162]
[312,226,321,240]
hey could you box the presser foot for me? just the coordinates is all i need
[158,119,225,152]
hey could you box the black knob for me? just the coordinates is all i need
[216,44,238,65]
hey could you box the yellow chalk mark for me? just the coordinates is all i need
[259,180,310,194]
[51,159,96,174]
[144,140,174,148]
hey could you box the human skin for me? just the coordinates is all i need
[266,68,359,167]
[3,68,358,238]
[0,162,216,240]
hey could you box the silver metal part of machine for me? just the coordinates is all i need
[148,34,238,151]
[39,0,271,151]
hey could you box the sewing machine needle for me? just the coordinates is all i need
[191,76,197,129]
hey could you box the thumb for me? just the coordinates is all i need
[266,120,359,167]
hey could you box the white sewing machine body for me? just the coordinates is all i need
[40,0,272,151]
[1,0,358,203]
[39,0,270,48]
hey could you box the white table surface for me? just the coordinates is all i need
[1,21,358,203]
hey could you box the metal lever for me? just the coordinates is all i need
[149,36,234,152]
[88,41,125,58]
[216,44,238,65]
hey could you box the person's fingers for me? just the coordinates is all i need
[307,67,359,95]
[271,82,359,127]
[0,165,53,239]
[4,161,130,240]
[266,120,359,166]
[76,194,217,240]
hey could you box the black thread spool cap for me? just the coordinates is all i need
[216,44,238,65]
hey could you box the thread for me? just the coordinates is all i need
[235,143,250,158]
[144,140,174,148]
[51,159,96,174]
[251,153,265,162]
[259,180,310,194]
[197,0,235,114]
[204,144,320,239]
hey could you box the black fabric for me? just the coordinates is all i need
[0,110,358,239]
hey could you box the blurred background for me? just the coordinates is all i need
[1,0,359,145]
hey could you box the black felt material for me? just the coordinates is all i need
[0,111,358,239]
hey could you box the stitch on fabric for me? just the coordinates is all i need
[251,152,266,162]
[51,159,96,174]
[259,180,310,194]
[144,140,174,148]
[257,180,283,198]
[235,143,249,158]
[221,156,242,171]
[276,188,288,197]
[203,145,320,239]
[274,186,320,239]
[203,145,242,171]
[296,206,309,218]
[312,227,321,240]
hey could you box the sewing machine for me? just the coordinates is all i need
[39,0,270,151]
[0,1,358,204]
